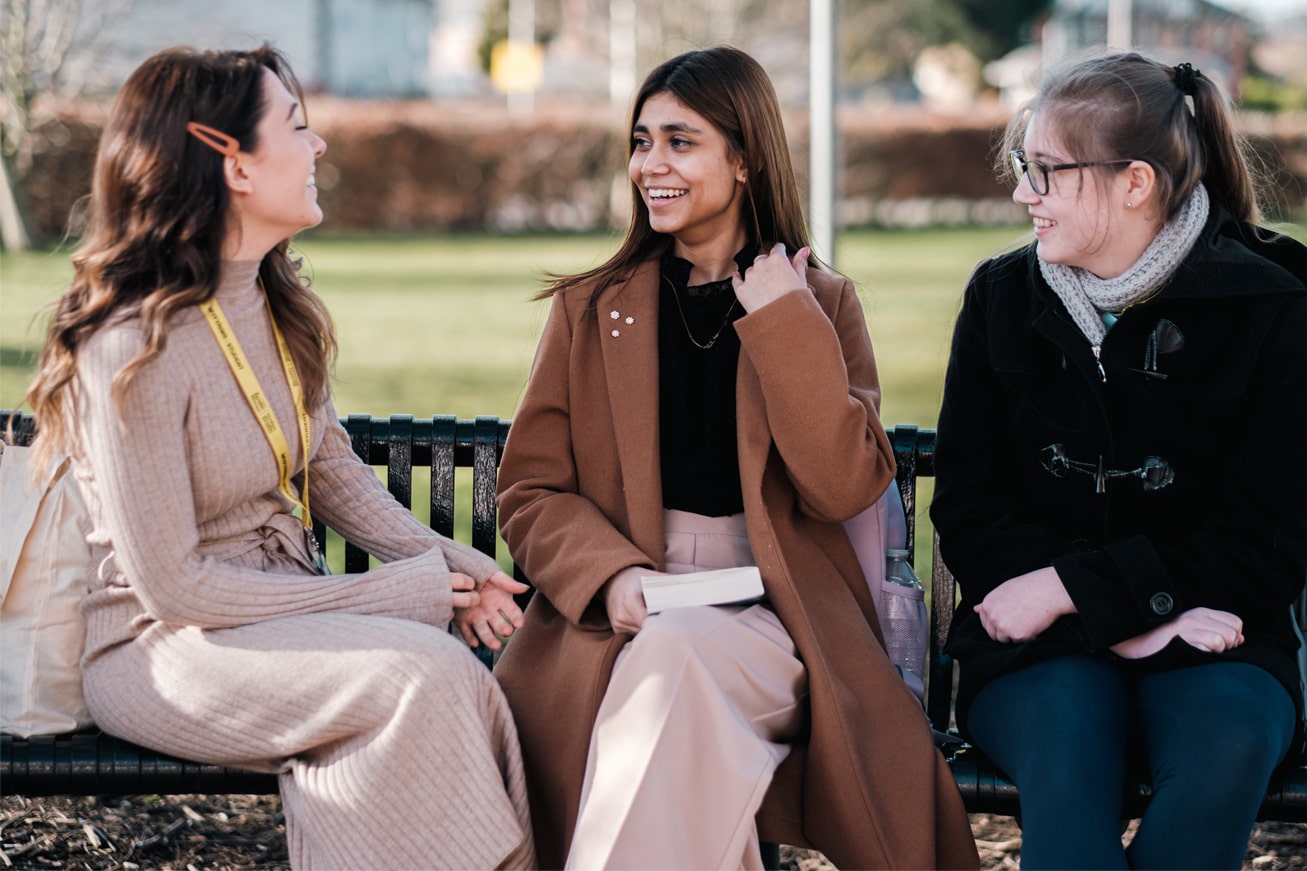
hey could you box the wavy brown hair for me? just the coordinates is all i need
[540,46,816,303]
[25,45,335,468]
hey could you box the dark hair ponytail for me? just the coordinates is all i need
[1182,65,1258,222]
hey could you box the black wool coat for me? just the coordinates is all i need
[930,206,1307,735]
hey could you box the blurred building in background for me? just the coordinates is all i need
[67,0,1305,107]
[78,0,447,97]
[74,0,820,106]
[985,0,1257,108]
[5,0,1301,247]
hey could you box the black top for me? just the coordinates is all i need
[930,204,1307,736]
[658,247,755,517]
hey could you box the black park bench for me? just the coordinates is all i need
[3,411,1305,825]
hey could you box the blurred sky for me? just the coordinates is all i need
[1213,0,1307,23]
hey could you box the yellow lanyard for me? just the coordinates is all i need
[199,284,314,530]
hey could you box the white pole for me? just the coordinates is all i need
[809,0,836,266]
[508,0,535,115]
[0,158,32,252]
[1107,0,1132,49]
[610,0,636,106]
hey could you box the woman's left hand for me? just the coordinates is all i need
[455,570,529,650]
[974,566,1076,643]
[732,243,810,313]
[1111,607,1244,659]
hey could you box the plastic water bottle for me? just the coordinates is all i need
[880,549,928,681]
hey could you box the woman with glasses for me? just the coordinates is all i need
[931,50,1306,868]
[25,45,534,868]
[493,46,978,870]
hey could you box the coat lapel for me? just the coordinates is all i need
[596,261,666,562]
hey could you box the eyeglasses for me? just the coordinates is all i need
[1009,149,1134,196]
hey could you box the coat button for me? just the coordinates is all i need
[1149,592,1174,616]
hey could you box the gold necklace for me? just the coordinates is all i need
[664,275,738,350]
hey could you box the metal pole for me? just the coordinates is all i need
[809,0,836,266]
[508,0,535,114]
[1107,0,1132,49]
[610,0,636,106]
[316,0,333,93]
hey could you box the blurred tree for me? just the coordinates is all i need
[478,0,563,75]
[0,0,131,250]
[478,0,801,101]
[843,0,1051,85]
[952,0,1052,62]
[0,0,80,250]
[473,0,1049,105]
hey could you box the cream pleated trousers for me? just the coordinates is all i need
[566,509,808,870]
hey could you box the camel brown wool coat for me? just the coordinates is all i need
[494,258,979,870]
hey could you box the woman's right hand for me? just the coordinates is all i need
[732,243,811,313]
[603,566,653,635]
[974,566,1075,643]
[1110,606,1245,659]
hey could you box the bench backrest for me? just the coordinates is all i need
[323,414,511,573]
[1,411,954,722]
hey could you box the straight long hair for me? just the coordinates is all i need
[540,46,814,303]
[25,45,336,469]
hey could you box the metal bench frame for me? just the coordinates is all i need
[3,412,1304,823]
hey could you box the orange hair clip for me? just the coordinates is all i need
[185,121,240,157]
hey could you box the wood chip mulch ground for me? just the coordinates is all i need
[2,795,1305,869]
[0,795,286,870]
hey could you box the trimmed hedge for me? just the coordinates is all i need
[19,99,1307,242]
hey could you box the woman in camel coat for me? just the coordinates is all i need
[494,46,978,870]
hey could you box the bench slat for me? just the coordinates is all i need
[2,733,279,797]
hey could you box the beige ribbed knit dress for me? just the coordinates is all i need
[68,260,535,870]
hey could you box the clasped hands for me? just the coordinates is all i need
[975,566,1244,659]
[452,570,528,651]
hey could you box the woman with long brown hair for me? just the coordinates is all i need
[26,45,534,869]
[493,45,978,870]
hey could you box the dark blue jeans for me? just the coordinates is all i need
[967,655,1295,870]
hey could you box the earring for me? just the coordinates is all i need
[1126,201,1134,209]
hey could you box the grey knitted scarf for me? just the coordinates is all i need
[1039,183,1209,347]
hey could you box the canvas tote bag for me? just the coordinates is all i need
[0,441,97,736]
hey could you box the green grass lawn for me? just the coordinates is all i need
[1,226,1035,421]
[4,222,1302,573]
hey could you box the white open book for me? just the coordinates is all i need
[640,566,764,614]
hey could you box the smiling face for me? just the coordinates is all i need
[629,92,748,254]
[228,68,327,252]
[1015,115,1113,274]
[1014,112,1147,279]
